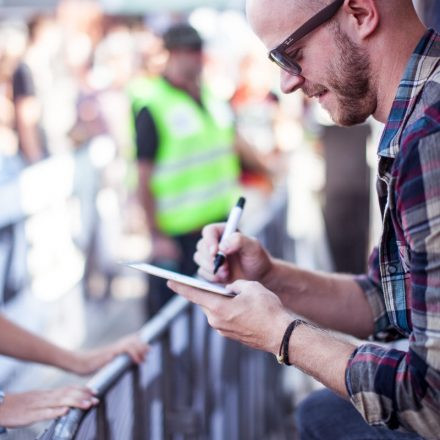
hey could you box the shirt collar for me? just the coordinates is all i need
[378,29,440,158]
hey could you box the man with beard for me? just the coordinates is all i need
[167,1,440,439]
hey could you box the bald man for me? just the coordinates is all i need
[167,1,440,439]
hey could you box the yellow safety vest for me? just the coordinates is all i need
[131,76,240,235]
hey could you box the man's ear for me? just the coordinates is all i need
[342,0,380,40]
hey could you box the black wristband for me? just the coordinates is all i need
[276,319,305,366]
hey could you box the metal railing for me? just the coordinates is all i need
[36,187,295,440]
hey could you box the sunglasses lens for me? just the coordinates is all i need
[269,50,301,75]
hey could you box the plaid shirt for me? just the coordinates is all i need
[345,30,440,439]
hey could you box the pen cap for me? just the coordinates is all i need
[237,197,246,209]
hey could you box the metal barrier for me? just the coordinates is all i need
[36,187,295,440]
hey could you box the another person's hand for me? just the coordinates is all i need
[0,386,98,428]
[152,234,181,261]
[168,279,292,354]
[70,333,149,376]
[194,223,273,284]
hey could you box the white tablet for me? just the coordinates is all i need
[127,262,236,297]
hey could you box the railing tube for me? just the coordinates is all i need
[50,296,189,439]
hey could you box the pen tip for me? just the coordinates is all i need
[213,254,225,274]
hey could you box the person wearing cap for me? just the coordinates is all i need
[129,23,243,317]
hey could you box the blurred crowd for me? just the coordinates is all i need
[0,0,289,175]
[0,0,296,303]
[0,1,163,166]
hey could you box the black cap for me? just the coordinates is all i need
[163,23,203,51]
[237,196,246,209]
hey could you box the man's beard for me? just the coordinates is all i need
[304,26,377,126]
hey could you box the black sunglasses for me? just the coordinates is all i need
[268,0,344,75]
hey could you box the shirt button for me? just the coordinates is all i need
[388,265,397,274]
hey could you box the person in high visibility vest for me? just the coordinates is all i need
[130,23,256,317]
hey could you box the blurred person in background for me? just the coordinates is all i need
[130,22,270,317]
[0,22,36,304]
[66,32,108,150]
[0,314,148,431]
[0,22,23,171]
[231,52,286,191]
[64,14,138,299]
[11,14,56,164]
[130,22,241,317]
[64,29,118,300]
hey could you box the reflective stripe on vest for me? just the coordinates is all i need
[132,76,240,235]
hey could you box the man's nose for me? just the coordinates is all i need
[280,70,305,94]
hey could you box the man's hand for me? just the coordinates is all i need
[0,386,98,428]
[194,223,273,285]
[168,278,357,397]
[168,279,292,355]
[70,333,149,376]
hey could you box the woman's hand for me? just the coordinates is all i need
[70,332,149,376]
[0,386,98,428]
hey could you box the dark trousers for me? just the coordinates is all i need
[295,389,425,440]
[146,230,200,318]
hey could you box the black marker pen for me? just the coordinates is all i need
[213,196,246,274]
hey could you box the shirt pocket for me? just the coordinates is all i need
[380,257,411,334]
